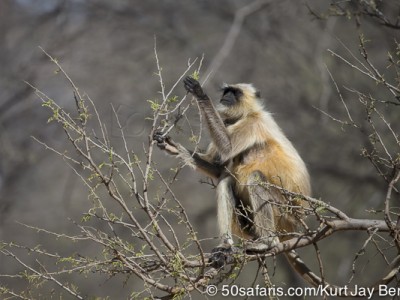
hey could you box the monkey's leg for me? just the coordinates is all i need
[216,176,236,246]
[245,171,280,252]
[209,176,239,268]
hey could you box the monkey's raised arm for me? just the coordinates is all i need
[183,77,232,160]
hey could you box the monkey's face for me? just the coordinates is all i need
[218,84,262,120]
[220,87,243,107]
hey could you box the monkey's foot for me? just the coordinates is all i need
[209,246,239,269]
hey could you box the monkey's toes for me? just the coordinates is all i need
[209,246,238,268]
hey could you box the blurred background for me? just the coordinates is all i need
[1,0,399,298]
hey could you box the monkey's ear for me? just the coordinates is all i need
[255,90,261,98]
[221,83,229,89]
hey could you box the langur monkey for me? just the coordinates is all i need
[155,76,310,255]
[153,77,400,294]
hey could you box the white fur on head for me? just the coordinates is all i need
[231,83,258,95]
[218,83,264,118]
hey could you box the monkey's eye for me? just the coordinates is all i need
[222,87,231,95]
[221,87,243,101]
[255,90,261,98]
[234,89,243,98]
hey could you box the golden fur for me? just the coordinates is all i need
[201,83,311,238]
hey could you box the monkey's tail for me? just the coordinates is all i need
[285,250,400,297]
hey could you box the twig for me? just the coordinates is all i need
[202,0,271,83]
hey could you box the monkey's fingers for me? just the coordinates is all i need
[183,76,198,86]
[153,133,169,150]
[183,76,205,98]
[183,76,195,93]
[153,131,166,143]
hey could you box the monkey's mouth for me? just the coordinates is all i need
[220,99,235,106]
[220,99,229,105]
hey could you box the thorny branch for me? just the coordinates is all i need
[1,35,400,299]
[307,1,400,30]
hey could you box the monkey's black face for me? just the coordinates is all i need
[220,87,243,106]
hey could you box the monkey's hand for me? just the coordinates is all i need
[153,132,180,156]
[183,76,208,101]
[209,246,239,269]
